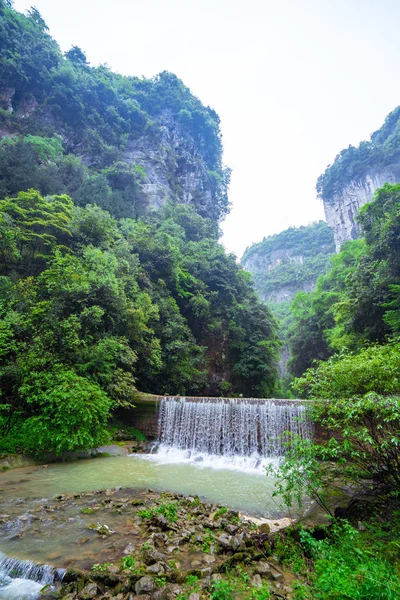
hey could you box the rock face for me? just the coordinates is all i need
[261,278,315,304]
[120,112,216,218]
[243,248,312,303]
[243,248,304,275]
[323,168,400,251]
[241,221,334,305]
[241,222,335,377]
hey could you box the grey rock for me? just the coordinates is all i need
[134,576,156,595]
[142,544,165,565]
[271,570,284,581]
[150,532,168,547]
[225,524,238,534]
[203,555,215,564]
[146,562,165,574]
[217,533,232,549]
[230,534,245,552]
[255,562,273,577]
[153,584,183,599]
[250,574,262,588]
[323,169,399,251]
[79,583,98,599]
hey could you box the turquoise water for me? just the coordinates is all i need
[0,453,282,516]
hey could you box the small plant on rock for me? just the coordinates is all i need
[157,501,178,523]
[120,555,135,570]
[210,579,234,600]
[92,562,112,573]
[137,508,154,520]
[214,507,228,520]
[155,576,167,588]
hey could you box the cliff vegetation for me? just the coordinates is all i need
[0,3,279,455]
[241,221,335,303]
[287,183,400,377]
[317,106,400,204]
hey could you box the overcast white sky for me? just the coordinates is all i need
[13,0,400,258]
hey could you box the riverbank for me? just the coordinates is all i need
[0,440,150,473]
[1,482,398,600]
[0,486,297,599]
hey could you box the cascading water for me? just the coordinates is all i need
[145,397,312,474]
[0,552,65,600]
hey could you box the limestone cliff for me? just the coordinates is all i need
[241,221,335,304]
[119,111,218,219]
[323,168,399,251]
[317,106,400,250]
[0,15,229,223]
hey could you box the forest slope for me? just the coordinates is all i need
[0,3,279,455]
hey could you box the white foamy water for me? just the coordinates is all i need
[139,444,281,475]
[0,553,64,600]
[139,397,312,475]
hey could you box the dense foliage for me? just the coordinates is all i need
[317,105,400,203]
[0,193,279,455]
[0,3,280,455]
[241,222,335,392]
[270,343,400,598]
[242,221,335,266]
[0,2,230,221]
[287,183,400,376]
[274,520,400,600]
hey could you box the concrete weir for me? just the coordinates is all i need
[126,394,311,443]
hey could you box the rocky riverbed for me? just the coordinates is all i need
[0,486,299,600]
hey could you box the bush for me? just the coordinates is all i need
[19,365,111,455]
[302,521,400,599]
[271,392,400,512]
[293,341,400,400]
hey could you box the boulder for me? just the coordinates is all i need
[255,562,273,577]
[216,534,232,550]
[153,584,183,599]
[146,562,165,575]
[79,582,98,599]
[134,576,156,595]
[142,544,165,565]
[258,523,271,534]
[250,574,262,588]
[230,534,246,552]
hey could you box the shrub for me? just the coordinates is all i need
[293,341,400,400]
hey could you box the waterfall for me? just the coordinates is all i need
[0,552,65,600]
[147,397,312,474]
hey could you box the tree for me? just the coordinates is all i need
[0,190,73,275]
[65,46,88,65]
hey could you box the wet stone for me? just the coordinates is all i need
[134,576,156,595]
[230,534,245,551]
[203,555,215,564]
